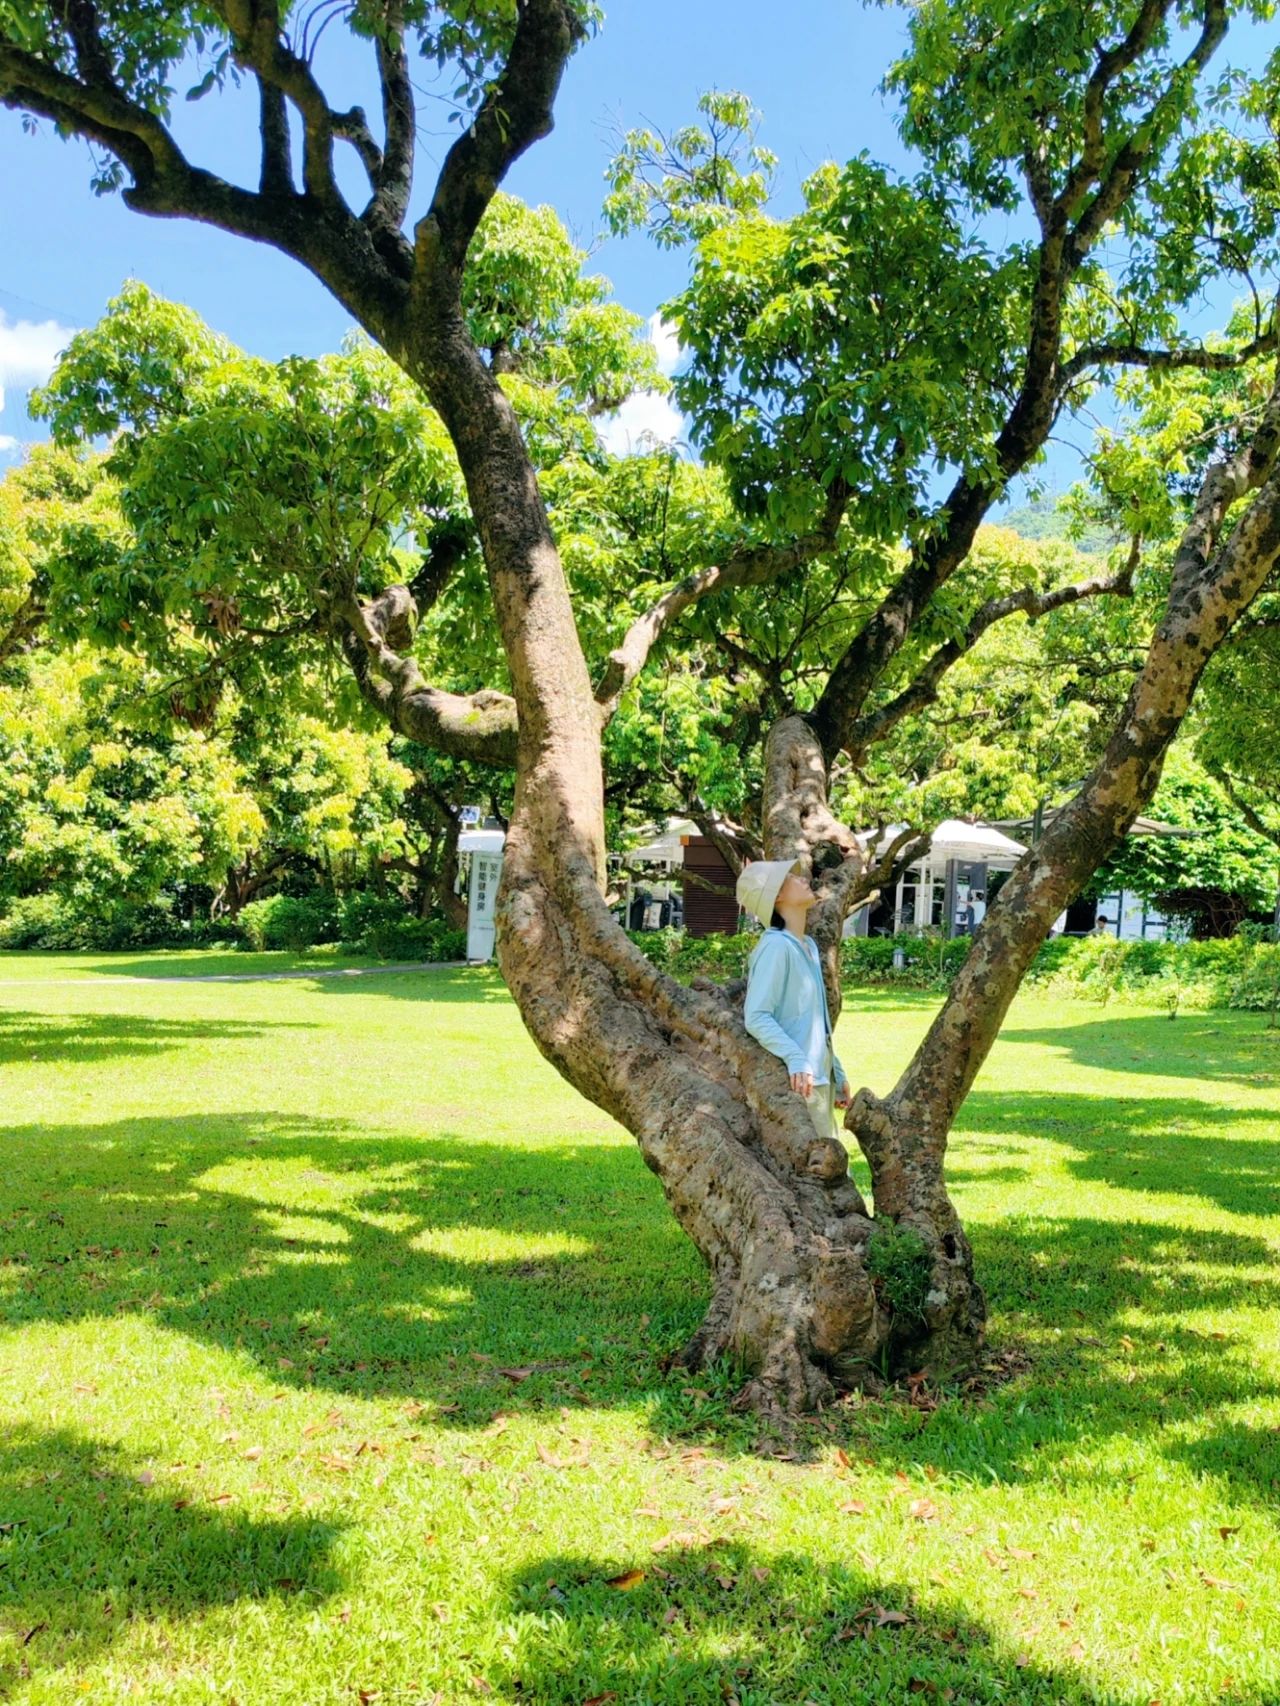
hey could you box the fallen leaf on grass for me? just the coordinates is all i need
[604,1569,645,1591]
[241,1446,263,1461]
[908,1498,938,1522]
[497,1367,535,1383]
[1199,1571,1243,1593]
[752,1566,771,1584]
[834,1448,852,1469]
[536,1441,589,1470]
[207,1492,233,1505]
[1067,1642,1087,1661]
[854,1603,911,1628]
[1006,1546,1036,1561]
[634,1504,661,1518]
[651,1530,706,1554]
[839,1499,867,1516]
[1218,1525,1241,1540]
[581,1694,617,1705]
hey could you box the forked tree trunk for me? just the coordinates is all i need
[404,261,1280,1415]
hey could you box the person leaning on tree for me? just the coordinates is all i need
[737,860,853,1144]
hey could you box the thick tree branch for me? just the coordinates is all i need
[365,4,415,239]
[809,3,1232,769]
[1065,0,1228,264]
[594,479,849,718]
[414,0,584,281]
[338,586,517,767]
[1059,327,1277,390]
[1058,0,1171,216]
[860,360,1280,1159]
[1211,767,1280,852]
[845,548,1138,762]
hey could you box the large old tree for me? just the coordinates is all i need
[4,0,1280,1409]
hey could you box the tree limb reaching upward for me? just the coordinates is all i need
[594,478,849,719]
[338,585,518,767]
[807,0,1235,766]
[845,545,1140,764]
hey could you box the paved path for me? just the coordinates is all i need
[0,961,472,987]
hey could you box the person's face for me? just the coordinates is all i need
[777,870,817,911]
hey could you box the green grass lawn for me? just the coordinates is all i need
[1,951,1279,1706]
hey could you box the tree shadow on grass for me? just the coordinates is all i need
[0,1009,310,1068]
[998,1009,1280,1092]
[856,1212,1280,1506]
[5,1111,1280,1505]
[958,1088,1280,1216]
[0,1424,343,1694]
[0,1112,701,1422]
[495,1544,1193,1706]
[75,955,510,1000]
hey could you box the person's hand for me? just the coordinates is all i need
[834,1079,853,1110]
[789,1070,814,1100]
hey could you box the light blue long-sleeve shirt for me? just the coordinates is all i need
[743,928,847,1087]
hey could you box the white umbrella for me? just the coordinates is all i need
[928,819,1027,865]
[621,817,698,865]
[858,819,1027,867]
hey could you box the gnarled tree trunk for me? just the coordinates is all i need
[413,294,1280,1411]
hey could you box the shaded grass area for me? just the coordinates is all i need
[1,959,1278,1703]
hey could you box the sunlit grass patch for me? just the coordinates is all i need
[1,960,1278,1703]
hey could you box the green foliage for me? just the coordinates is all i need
[631,926,1280,1010]
[604,90,778,248]
[1094,747,1279,921]
[668,158,1021,534]
[236,892,339,953]
[1025,931,1280,1010]
[0,890,181,950]
[865,1222,933,1327]
[337,893,466,961]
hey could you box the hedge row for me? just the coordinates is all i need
[0,890,466,963]
[628,927,1280,1011]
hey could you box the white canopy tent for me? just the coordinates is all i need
[857,819,1028,937]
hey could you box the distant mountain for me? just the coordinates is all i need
[998,498,1115,557]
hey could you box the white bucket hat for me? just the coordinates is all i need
[735,857,801,928]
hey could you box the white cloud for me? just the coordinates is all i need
[0,311,77,414]
[648,311,682,377]
[597,389,686,457]
[0,435,19,455]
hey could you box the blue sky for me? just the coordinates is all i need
[0,4,1271,492]
[0,3,916,453]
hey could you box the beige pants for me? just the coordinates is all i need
[805,1040,839,1142]
[806,1077,836,1142]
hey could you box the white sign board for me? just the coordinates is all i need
[467,851,502,962]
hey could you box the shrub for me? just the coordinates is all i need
[624,925,1280,1010]
[866,1222,933,1326]
[0,893,186,950]
[337,894,465,961]
[0,893,83,949]
[236,892,339,952]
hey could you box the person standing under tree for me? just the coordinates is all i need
[736,860,852,1143]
